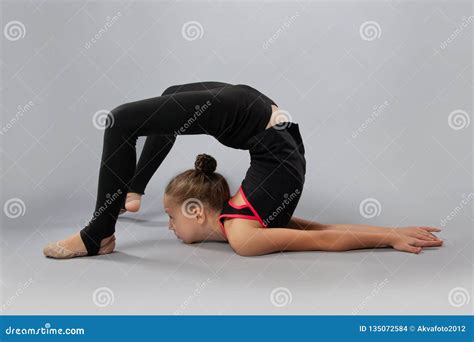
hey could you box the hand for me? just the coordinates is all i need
[389,226,443,254]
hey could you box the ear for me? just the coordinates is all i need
[196,205,210,224]
[195,211,205,224]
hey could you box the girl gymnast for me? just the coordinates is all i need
[43,81,443,258]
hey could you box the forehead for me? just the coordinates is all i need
[163,194,177,209]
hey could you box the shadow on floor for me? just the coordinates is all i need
[117,216,167,227]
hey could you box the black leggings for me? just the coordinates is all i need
[128,81,231,195]
[80,81,231,255]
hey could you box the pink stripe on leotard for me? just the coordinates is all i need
[218,185,268,238]
[238,185,268,228]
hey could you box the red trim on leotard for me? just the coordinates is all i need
[239,185,268,228]
[218,186,268,238]
[218,214,261,238]
[227,200,248,209]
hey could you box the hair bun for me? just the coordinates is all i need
[194,153,217,175]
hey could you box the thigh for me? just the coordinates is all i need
[110,87,234,137]
[163,81,232,94]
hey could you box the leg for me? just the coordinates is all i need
[120,82,233,213]
[46,86,228,257]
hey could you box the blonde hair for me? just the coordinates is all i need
[164,153,230,212]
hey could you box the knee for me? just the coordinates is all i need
[107,103,133,132]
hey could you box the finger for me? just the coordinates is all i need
[426,232,441,239]
[412,239,443,247]
[400,244,422,254]
[419,231,441,240]
[416,233,436,241]
[425,232,442,240]
[419,226,441,232]
[414,239,443,247]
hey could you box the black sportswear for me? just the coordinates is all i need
[80,81,281,255]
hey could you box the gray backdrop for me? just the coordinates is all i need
[0,0,472,315]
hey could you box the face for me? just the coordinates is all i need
[163,193,203,244]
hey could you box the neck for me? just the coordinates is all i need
[202,210,226,241]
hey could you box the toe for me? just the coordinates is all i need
[43,243,53,257]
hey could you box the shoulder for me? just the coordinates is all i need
[224,218,262,251]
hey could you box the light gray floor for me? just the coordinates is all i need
[1,192,472,315]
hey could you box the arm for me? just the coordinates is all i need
[287,216,393,232]
[227,225,392,256]
[286,216,329,230]
[226,224,443,256]
[287,216,441,238]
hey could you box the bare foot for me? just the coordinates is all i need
[43,232,115,259]
[120,192,142,214]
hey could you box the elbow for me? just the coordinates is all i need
[227,233,253,256]
[232,244,256,257]
[229,239,260,256]
[227,229,278,256]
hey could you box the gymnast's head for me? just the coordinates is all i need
[163,153,230,244]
